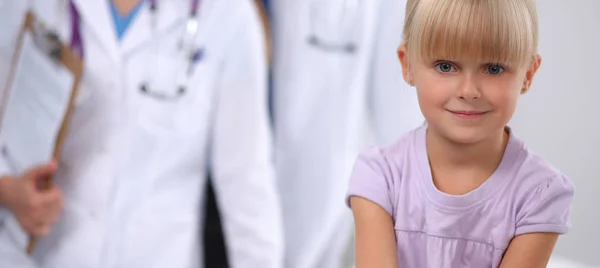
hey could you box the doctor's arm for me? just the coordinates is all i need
[208,2,284,268]
[367,0,423,145]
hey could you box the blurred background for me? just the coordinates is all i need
[0,0,598,268]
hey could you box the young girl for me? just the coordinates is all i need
[346,0,575,267]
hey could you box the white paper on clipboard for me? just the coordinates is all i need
[0,30,74,173]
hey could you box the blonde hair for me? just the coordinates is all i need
[402,0,538,67]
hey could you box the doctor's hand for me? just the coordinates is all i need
[0,161,63,236]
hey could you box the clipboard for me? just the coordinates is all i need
[0,11,83,254]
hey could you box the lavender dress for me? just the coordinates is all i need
[346,126,574,267]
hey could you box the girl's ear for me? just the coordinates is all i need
[398,45,415,86]
[522,54,542,94]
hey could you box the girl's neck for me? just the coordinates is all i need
[426,126,509,173]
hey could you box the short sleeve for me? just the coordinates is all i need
[345,147,395,217]
[515,174,575,236]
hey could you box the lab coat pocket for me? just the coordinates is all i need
[306,0,364,54]
[125,205,200,268]
[32,203,103,268]
[135,59,215,139]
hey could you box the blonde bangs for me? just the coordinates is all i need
[404,0,538,67]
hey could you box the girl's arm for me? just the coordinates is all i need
[499,233,559,268]
[351,196,398,268]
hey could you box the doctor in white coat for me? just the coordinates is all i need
[269,0,422,267]
[0,0,284,267]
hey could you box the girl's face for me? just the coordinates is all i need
[398,47,541,144]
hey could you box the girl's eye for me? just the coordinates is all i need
[486,64,505,75]
[435,62,456,73]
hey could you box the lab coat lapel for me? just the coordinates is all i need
[120,1,187,56]
[72,0,120,63]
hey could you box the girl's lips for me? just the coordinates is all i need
[447,110,489,119]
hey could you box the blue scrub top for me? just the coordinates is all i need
[109,1,143,40]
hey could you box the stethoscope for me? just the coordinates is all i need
[307,0,360,54]
[69,0,203,100]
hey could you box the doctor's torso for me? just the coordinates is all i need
[0,0,248,267]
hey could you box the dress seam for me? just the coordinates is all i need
[393,228,507,251]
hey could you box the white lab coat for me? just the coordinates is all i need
[0,0,284,267]
[270,0,422,267]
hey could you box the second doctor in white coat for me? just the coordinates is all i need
[0,0,284,267]
[270,0,422,267]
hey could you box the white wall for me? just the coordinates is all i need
[548,256,600,268]
[509,0,600,266]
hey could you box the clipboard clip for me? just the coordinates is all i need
[30,20,63,61]
[45,31,63,60]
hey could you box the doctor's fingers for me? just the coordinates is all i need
[26,186,63,221]
[22,185,62,215]
[36,202,62,226]
[29,220,53,237]
[36,187,63,212]
[22,208,59,237]
[28,193,63,236]
[23,161,58,183]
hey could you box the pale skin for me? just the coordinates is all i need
[351,45,556,268]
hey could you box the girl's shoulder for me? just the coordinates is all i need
[506,132,575,203]
[499,134,575,236]
[357,126,423,175]
[346,127,424,217]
